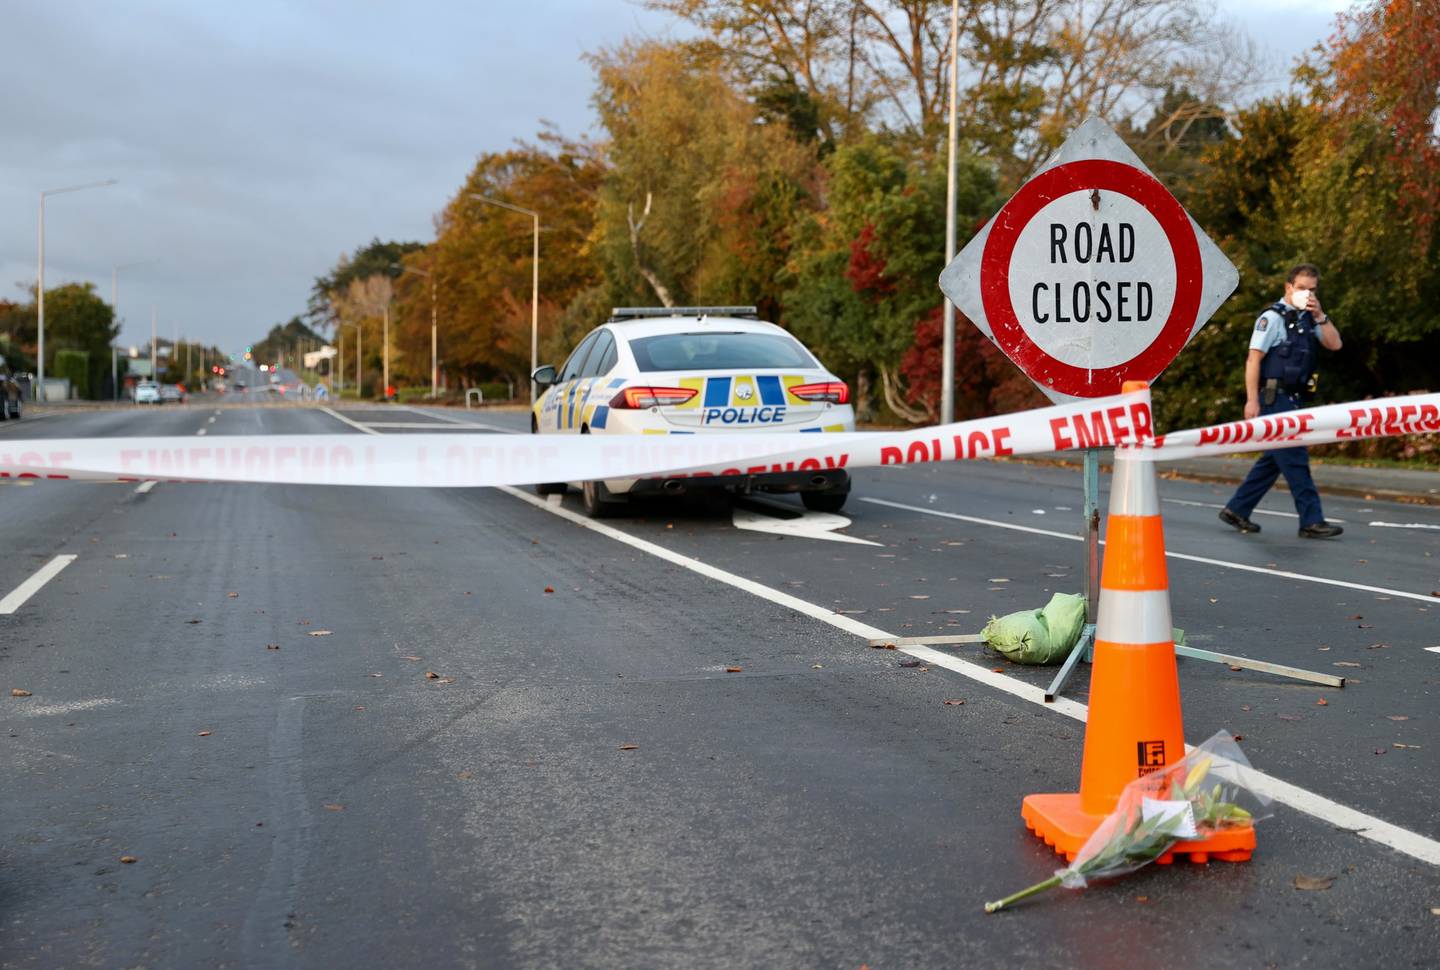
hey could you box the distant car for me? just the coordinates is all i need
[160,384,184,403]
[134,381,161,404]
[531,306,856,517]
[0,355,21,420]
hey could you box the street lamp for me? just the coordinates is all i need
[469,194,540,402]
[38,178,118,401]
[112,259,155,401]
[397,264,439,399]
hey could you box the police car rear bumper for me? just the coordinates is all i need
[612,468,850,498]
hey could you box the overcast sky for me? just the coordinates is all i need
[1,0,1352,354]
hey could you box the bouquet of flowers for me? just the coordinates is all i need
[985,731,1272,913]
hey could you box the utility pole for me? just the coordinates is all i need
[37,179,117,401]
[940,0,961,424]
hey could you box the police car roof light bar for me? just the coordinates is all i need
[610,306,759,321]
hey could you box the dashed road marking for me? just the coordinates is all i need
[134,481,157,494]
[501,484,1440,868]
[863,496,1439,604]
[1426,646,1440,655]
[0,555,78,614]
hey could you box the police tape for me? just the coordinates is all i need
[0,388,1154,486]
[1147,391,1440,460]
[0,387,1433,487]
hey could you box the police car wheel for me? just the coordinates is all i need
[579,427,625,517]
[531,416,568,495]
[801,488,848,514]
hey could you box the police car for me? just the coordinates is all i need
[531,306,856,517]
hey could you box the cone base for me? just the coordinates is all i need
[1022,792,1255,864]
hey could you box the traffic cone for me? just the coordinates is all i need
[1021,382,1255,864]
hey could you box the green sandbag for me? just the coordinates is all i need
[981,592,1089,665]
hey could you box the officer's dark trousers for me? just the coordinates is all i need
[1225,391,1324,527]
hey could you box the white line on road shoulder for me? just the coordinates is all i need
[134,481,157,494]
[320,407,382,435]
[1369,521,1440,531]
[503,485,1440,868]
[0,555,78,614]
[863,497,1437,604]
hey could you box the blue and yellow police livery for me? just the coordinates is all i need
[531,306,856,517]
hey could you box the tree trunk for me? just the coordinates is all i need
[627,192,674,308]
[879,364,932,425]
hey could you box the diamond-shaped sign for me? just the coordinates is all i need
[939,118,1238,402]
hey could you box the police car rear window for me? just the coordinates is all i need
[629,332,816,372]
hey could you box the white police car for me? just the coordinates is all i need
[531,307,856,517]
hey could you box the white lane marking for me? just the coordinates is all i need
[863,497,1439,604]
[134,480,157,494]
[1426,646,1440,655]
[1163,497,1345,524]
[15,697,119,717]
[196,428,207,436]
[1369,521,1440,531]
[320,407,381,435]
[732,506,881,546]
[0,555,78,614]
[546,492,563,507]
[398,404,472,425]
[356,421,496,430]
[501,485,1440,867]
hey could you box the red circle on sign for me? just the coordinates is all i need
[980,158,1202,398]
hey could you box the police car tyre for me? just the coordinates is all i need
[530,416,569,495]
[578,427,626,517]
[801,487,849,514]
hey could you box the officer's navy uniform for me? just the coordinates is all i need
[1224,301,1325,528]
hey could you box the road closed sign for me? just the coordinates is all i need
[940,118,1238,402]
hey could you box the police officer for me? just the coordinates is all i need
[1219,264,1344,538]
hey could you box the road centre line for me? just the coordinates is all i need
[1369,521,1440,531]
[1162,497,1344,524]
[862,497,1438,605]
[0,555,78,615]
[134,480,157,494]
[320,407,382,435]
[499,484,1440,867]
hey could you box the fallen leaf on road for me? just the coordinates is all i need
[1333,661,1361,668]
[323,804,345,812]
[308,630,333,637]
[1394,743,1421,750]
[371,556,383,560]
[869,643,896,650]
[909,595,930,600]
[1348,614,1363,620]
[186,619,202,624]
[1293,874,1335,891]
[457,771,473,780]
[227,592,239,598]
[1228,665,1243,672]
[354,706,365,711]
[1387,715,1410,721]
[725,666,742,673]
[1233,734,1244,741]
[368,673,383,678]
[1277,714,1301,721]
[266,643,280,650]
[1316,698,1329,706]
[1431,907,1440,916]
[1367,643,1389,650]
[1241,704,1252,711]
[1208,598,1218,604]
[197,730,211,737]
[811,664,823,669]
[1357,623,1373,629]
[992,667,1005,673]
[425,671,440,679]
[618,744,638,751]
[898,659,922,668]
[11,688,33,697]
[435,677,455,684]
[120,856,138,864]
[543,586,554,594]
[114,554,128,559]
[944,699,966,706]
[988,578,1010,583]
[836,609,868,615]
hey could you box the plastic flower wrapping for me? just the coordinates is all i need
[986,731,1273,912]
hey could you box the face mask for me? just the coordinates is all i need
[1288,288,1312,310]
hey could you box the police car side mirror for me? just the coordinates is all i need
[532,365,558,388]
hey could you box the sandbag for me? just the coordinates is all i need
[981,592,1089,665]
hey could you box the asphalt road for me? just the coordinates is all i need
[3,401,1438,968]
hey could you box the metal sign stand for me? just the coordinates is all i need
[872,447,1343,695]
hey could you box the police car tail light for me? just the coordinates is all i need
[610,386,698,409]
[788,381,849,404]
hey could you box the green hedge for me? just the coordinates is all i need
[54,349,90,399]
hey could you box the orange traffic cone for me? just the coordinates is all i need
[1021,382,1255,864]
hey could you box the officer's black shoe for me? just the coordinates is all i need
[1298,521,1344,539]
[1219,508,1261,534]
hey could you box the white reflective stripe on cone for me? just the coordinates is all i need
[1108,448,1160,517]
[1095,588,1174,645]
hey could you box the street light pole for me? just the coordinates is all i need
[469,194,540,402]
[940,0,961,425]
[37,179,117,401]
[397,265,439,399]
